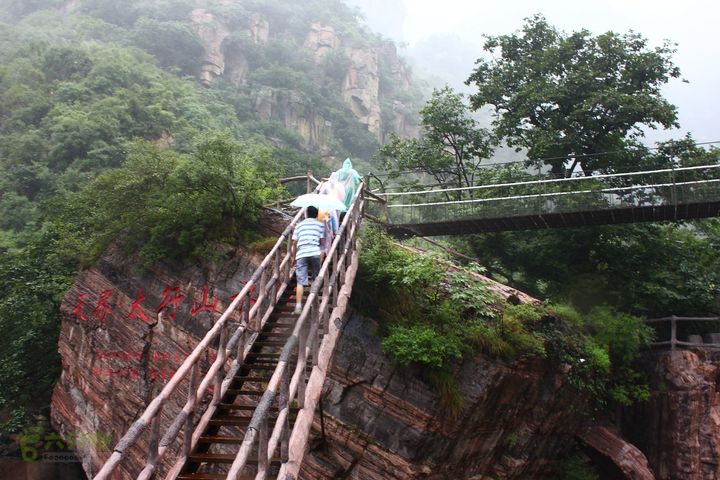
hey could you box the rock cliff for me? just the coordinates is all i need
[189,11,417,151]
[623,349,720,480]
[50,211,289,478]
[299,312,588,479]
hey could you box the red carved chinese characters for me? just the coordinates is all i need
[156,287,185,321]
[72,294,88,321]
[128,288,149,323]
[92,290,113,325]
[191,284,218,317]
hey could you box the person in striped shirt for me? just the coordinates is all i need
[292,205,325,314]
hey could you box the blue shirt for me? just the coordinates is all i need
[293,218,325,260]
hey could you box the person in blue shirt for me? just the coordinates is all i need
[292,205,325,314]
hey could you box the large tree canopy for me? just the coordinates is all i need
[467,14,682,176]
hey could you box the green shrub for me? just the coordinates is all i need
[382,324,463,369]
[357,228,654,412]
[552,453,600,480]
[50,133,282,264]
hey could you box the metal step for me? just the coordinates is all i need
[233,376,270,383]
[252,341,288,347]
[246,352,285,358]
[208,416,252,427]
[178,468,277,479]
[225,389,264,396]
[217,404,300,413]
[188,453,281,465]
[198,434,247,444]
[177,473,232,480]
[257,332,292,338]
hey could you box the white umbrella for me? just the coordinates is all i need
[290,193,347,212]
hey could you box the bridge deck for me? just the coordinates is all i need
[385,200,720,237]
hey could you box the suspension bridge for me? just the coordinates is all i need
[368,162,720,237]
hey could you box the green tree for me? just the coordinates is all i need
[461,220,720,317]
[0,239,74,432]
[380,86,494,195]
[51,134,282,264]
[132,17,204,75]
[467,15,681,176]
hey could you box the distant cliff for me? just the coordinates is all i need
[189,6,419,153]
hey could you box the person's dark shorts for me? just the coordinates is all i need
[296,256,321,286]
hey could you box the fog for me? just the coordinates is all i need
[348,0,720,146]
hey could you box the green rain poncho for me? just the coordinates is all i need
[330,158,361,208]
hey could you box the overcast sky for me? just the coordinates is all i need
[349,0,720,146]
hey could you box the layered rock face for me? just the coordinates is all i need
[342,47,382,137]
[298,312,588,479]
[190,12,416,150]
[623,350,720,479]
[50,211,290,478]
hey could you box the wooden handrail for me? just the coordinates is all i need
[94,180,366,480]
[645,316,720,351]
[225,184,365,480]
[94,207,306,479]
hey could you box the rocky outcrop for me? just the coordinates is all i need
[304,23,340,61]
[191,8,231,86]
[579,426,655,480]
[190,10,416,147]
[342,47,382,137]
[191,9,268,86]
[623,350,720,480]
[254,87,334,153]
[299,312,588,479]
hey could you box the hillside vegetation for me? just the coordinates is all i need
[0,0,421,432]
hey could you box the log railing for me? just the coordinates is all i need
[224,185,365,480]
[646,316,720,350]
[93,177,365,480]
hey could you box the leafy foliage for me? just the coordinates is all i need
[0,240,74,432]
[50,134,281,264]
[461,220,720,317]
[380,87,494,194]
[131,17,204,74]
[356,227,654,411]
[467,14,681,176]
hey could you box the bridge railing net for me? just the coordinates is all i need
[377,164,720,225]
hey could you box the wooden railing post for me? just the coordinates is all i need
[297,322,307,409]
[212,325,227,406]
[237,309,246,365]
[147,405,162,471]
[285,236,293,281]
[273,249,280,302]
[259,269,268,321]
[280,369,290,463]
[670,315,677,350]
[311,295,321,366]
[184,364,198,456]
[241,294,250,332]
[258,416,269,478]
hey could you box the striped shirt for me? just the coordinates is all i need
[293,218,325,260]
